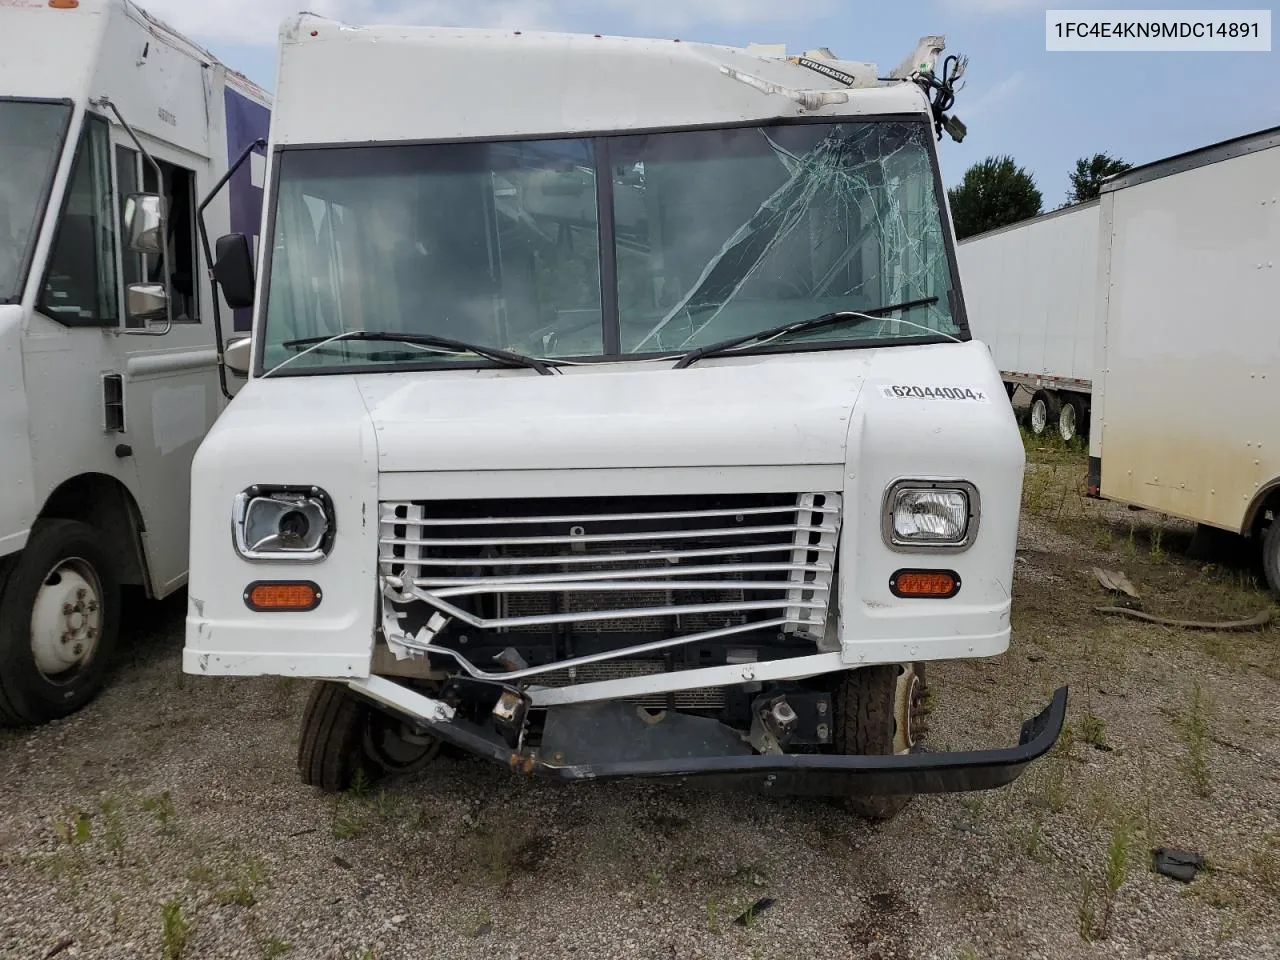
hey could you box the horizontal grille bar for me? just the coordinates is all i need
[381,542,833,570]
[393,588,827,630]
[379,522,835,549]
[419,579,828,600]
[392,561,830,588]
[380,503,839,526]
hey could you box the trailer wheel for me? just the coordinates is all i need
[1262,518,1280,602]
[1057,394,1087,443]
[1028,390,1059,436]
[832,662,928,821]
[297,681,440,792]
[0,520,121,727]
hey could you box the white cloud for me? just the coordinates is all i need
[141,0,834,47]
[961,70,1026,119]
[937,0,1046,15]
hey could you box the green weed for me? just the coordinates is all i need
[161,901,190,960]
[1177,681,1214,797]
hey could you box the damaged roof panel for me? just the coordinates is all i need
[274,17,933,146]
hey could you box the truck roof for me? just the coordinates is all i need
[272,15,936,146]
[0,0,268,109]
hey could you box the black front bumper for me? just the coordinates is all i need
[382,685,1069,798]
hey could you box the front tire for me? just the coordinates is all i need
[297,681,440,792]
[0,520,121,727]
[833,662,928,821]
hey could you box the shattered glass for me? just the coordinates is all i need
[614,120,959,354]
[258,119,960,371]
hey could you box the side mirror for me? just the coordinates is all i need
[224,336,252,378]
[213,233,255,309]
[124,193,167,254]
[126,282,168,324]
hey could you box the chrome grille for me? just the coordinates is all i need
[377,492,841,683]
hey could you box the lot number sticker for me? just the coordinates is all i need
[881,384,990,402]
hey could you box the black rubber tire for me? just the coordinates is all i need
[1028,390,1060,437]
[297,680,441,792]
[1262,517,1280,602]
[297,681,380,792]
[0,520,121,727]
[832,662,928,821]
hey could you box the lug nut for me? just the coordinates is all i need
[62,603,75,615]
[73,643,84,656]
[87,628,97,639]
[76,588,87,600]
[87,601,99,613]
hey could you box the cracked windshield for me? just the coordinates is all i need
[261,119,959,371]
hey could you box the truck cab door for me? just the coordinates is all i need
[110,136,222,598]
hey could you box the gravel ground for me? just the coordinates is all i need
[2,441,1279,960]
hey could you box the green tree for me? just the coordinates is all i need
[946,155,1043,240]
[1065,152,1133,205]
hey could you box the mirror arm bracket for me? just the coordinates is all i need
[92,95,173,337]
[198,137,267,400]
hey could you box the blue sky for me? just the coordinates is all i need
[166,0,1279,206]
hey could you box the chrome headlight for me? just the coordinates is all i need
[232,485,335,562]
[882,480,979,551]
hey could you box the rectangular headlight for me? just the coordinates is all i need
[233,485,335,562]
[882,480,978,550]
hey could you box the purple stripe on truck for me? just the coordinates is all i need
[223,86,270,332]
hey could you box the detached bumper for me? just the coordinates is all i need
[351,676,1069,798]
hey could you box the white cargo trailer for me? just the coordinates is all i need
[956,199,1100,442]
[1087,126,1280,596]
[0,0,270,725]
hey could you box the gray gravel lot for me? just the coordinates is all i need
[3,446,1279,960]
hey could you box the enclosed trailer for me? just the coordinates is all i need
[956,199,1100,442]
[1087,126,1280,594]
[0,0,269,725]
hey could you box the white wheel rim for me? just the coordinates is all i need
[30,558,103,681]
[893,667,920,754]
[1030,400,1047,434]
[1059,403,1076,441]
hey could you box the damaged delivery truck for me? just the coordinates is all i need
[184,17,1068,818]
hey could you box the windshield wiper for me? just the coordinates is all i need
[671,296,945,369]
[277,331,554,376]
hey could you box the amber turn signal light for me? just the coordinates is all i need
[244,581,322,611]
[889,569,960,599]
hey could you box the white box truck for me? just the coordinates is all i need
[184,17,1067,819]
[1086,126,1280,596]
[0,0,269,725]
[956,199,1100,443]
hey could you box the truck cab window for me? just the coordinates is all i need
[142,159,199,322]
[115,144,144,326]
[37,114,118,326]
